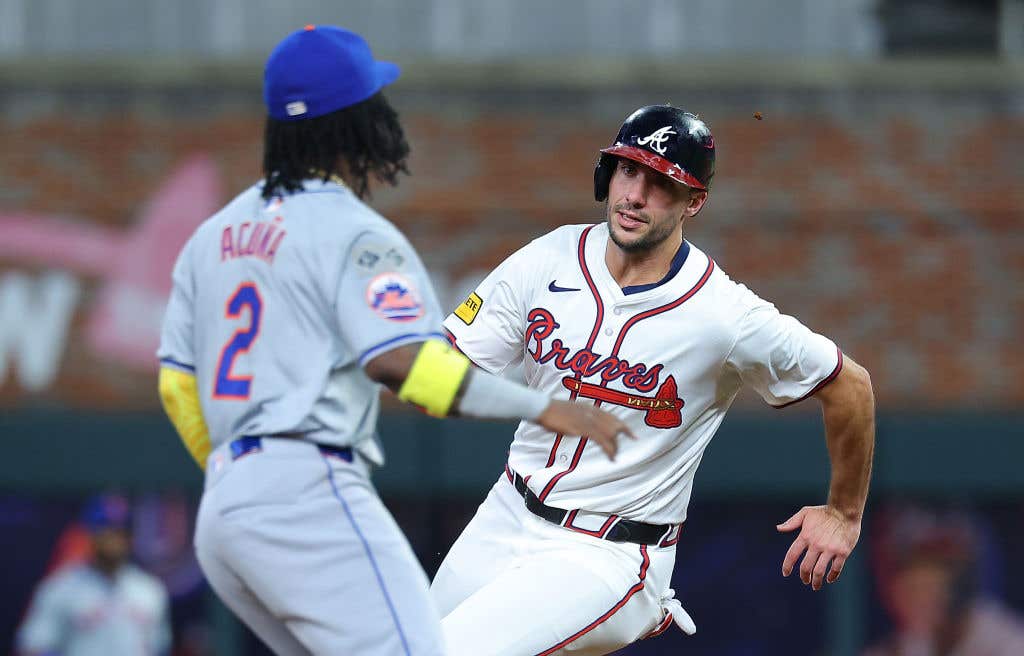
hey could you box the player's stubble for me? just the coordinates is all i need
[605,200,680,253]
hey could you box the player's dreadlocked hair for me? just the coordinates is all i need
[261,92,409,201]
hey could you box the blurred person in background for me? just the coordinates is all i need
[15,493,171,656]
[863,505,1024,656]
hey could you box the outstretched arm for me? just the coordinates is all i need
[777,355,875,590]
[365,341,634,460]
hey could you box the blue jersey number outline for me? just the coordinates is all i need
[214,282,263,399]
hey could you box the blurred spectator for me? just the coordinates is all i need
[15,494,171,656]
[863,504,1024,656]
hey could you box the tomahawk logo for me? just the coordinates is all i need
[637,125,677,155]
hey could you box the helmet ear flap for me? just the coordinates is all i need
[594,154,616,202]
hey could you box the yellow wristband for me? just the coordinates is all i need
[397,340,471,417]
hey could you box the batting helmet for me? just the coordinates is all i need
[594,105,716,202]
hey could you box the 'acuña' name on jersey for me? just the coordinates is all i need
[220,218,287,264]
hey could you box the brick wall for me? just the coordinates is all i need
[1,106,1021,408]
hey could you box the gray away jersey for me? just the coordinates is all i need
[158,178,445,463]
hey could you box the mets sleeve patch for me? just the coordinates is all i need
[365,272,425,322]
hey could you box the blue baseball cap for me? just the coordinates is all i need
[263,24,400,121]
[81,494,132,532]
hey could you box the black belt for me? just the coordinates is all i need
[508,469,677,546]
[230,436,353,462]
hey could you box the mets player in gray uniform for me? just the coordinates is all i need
[155,25,631,656]
[16,495,171,656]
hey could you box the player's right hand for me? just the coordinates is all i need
[536,401,635,461]
[777,504,861,590]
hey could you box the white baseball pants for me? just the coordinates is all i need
[431,474,693,656]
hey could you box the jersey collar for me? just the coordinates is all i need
[620,240,690,295]
[585,222,707,305]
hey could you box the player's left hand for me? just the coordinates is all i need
[776,505,861,591]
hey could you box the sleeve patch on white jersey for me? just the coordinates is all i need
[454,292,483,325]
[365,273,425,322]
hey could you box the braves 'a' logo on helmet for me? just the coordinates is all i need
[636,126,677,155]
[594,105,717,200]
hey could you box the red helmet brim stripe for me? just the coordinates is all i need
[600,145,707,191]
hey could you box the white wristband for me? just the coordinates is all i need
[455,369,549,421]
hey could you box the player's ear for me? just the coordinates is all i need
[684,189,708,218]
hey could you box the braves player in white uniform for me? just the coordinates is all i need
[431,105,876,655]
[155,25,630,656]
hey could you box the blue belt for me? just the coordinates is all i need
[229,436,353,463]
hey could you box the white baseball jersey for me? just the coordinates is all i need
[17,563,171,656]
[157,178,445,463]
[444,222,841,526]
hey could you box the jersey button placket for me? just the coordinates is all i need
[603,306,620,337]
[609,307,622,334]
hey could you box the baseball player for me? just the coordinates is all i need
[431,105,876,655]
[16,494,171,656]
[155,25,631,656]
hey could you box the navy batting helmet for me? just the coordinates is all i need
[594,105,715,202]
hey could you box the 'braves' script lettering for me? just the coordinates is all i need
[525,308,662,393]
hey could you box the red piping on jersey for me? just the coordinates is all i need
[643,611,675,640]
[539,251,716,502]
[543,225,605,470]
[446,331,488,371]
[612,258,715,353]
[445,330,466,357]
[772,347,844,409]
[534,545,650,656]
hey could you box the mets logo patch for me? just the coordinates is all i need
[366,273,425,322]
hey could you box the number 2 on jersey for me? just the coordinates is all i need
[214,282,263,399]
